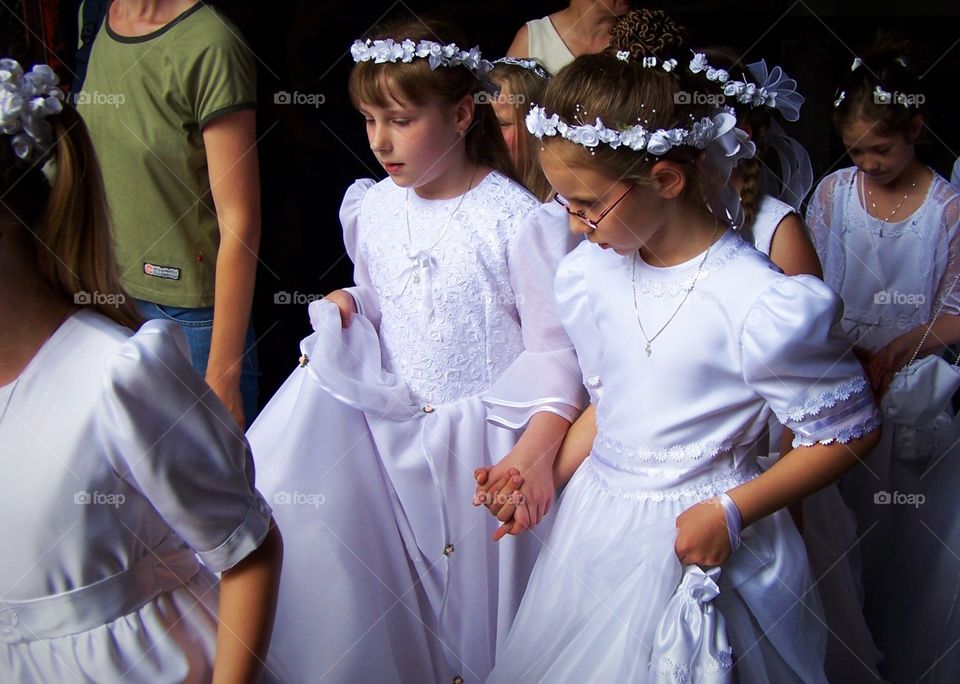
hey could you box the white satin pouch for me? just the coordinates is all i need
[650,565,733,683]
[882,354,960,427]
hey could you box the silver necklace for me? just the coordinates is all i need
[403,165,478,285]
[862,171,917,237]
[632,222,721,357]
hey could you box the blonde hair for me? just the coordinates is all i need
[348,18,519,186]
[1,104,141,329]
[490,62,552,201]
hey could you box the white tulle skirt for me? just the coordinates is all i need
[487,454,829,683]
[247,305,549,683]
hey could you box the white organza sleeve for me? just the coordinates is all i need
[97,321,272,573]
[555,241,603,404]
[742,275,881,447]
[483,202,587,428]
[933,194,960,317]
[805,172,845,293]
[339,178,382,329]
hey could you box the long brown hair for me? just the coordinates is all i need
[490,62,552,201]
[0,102,141,329]
[348,18,519,186]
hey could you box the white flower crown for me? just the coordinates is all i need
[350,38,495,84]
[492,57,550,80]
[617,50,803,122]
[0,58,65,161]
[834,56,915,109]
[525,105,723,155]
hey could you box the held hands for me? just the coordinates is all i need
[324,290,357,328]
[474,447,557,541]
[674,498,733,567]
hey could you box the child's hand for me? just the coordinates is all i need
[865,336,914,398]
[675,498,732,567]
[324,290,357,328]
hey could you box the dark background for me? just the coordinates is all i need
[3,1,960,406]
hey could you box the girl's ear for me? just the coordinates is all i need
[454,93,476,136]
[649,160,687,199]
[905,114,924,144]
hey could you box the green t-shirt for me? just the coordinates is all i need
[78,2,255,307]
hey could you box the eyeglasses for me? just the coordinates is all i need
[553,185,633,231]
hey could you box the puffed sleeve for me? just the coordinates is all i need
[97,320,272,572]
[555,241,603,404]
[483,201,587,428]
[340,179,382,329]
[742,275,881,447]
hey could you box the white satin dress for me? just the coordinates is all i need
[0,310,275,683]
[247,173,585,683]
[487,231,881,683]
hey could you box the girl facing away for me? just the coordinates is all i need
[246,19,584,683]
[0,59,282,684]
[809,35,960,682]
[481,10,881,682]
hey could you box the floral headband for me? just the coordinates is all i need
[526,105,721,155]
[526,104,755,225]
[492,57,550,80]
[350,38,496,90]
[0,58,65,161]
[616,50,803,122]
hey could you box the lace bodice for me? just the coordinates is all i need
[341,172,573,406]
[807,166,960,350]
[555,233,880,498]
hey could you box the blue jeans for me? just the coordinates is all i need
[134,300,260,427]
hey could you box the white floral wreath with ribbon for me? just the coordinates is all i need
[0,58,65,161]
[350,38,496,90]
[619,50,803,122]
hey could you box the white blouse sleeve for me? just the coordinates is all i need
[339,178,381,329]
[483,202,587,428]
[554,241,603,404]
[97,321,272,573]
[933,193,960,317]
[742,275,881,447]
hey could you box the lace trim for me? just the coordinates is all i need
[625,235,753,298]
[792,412,882,447]
[783,376,868,422]
[653,651,734,682]
[583,459,757,503]
[594,432,738,464]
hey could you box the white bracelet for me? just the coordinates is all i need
[718,492,743,552]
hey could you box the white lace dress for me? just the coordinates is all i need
[487,232,881,683]
[247,172,585,683]
[807,166,960,681]
[0,310,275,683]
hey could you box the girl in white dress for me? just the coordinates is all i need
[484,10,882,682]
[809,37,960,681]
[695,48,885,680]
[0,60,282,684]
[246,20,584,683]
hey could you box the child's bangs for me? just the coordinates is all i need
[349,62,435,111]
